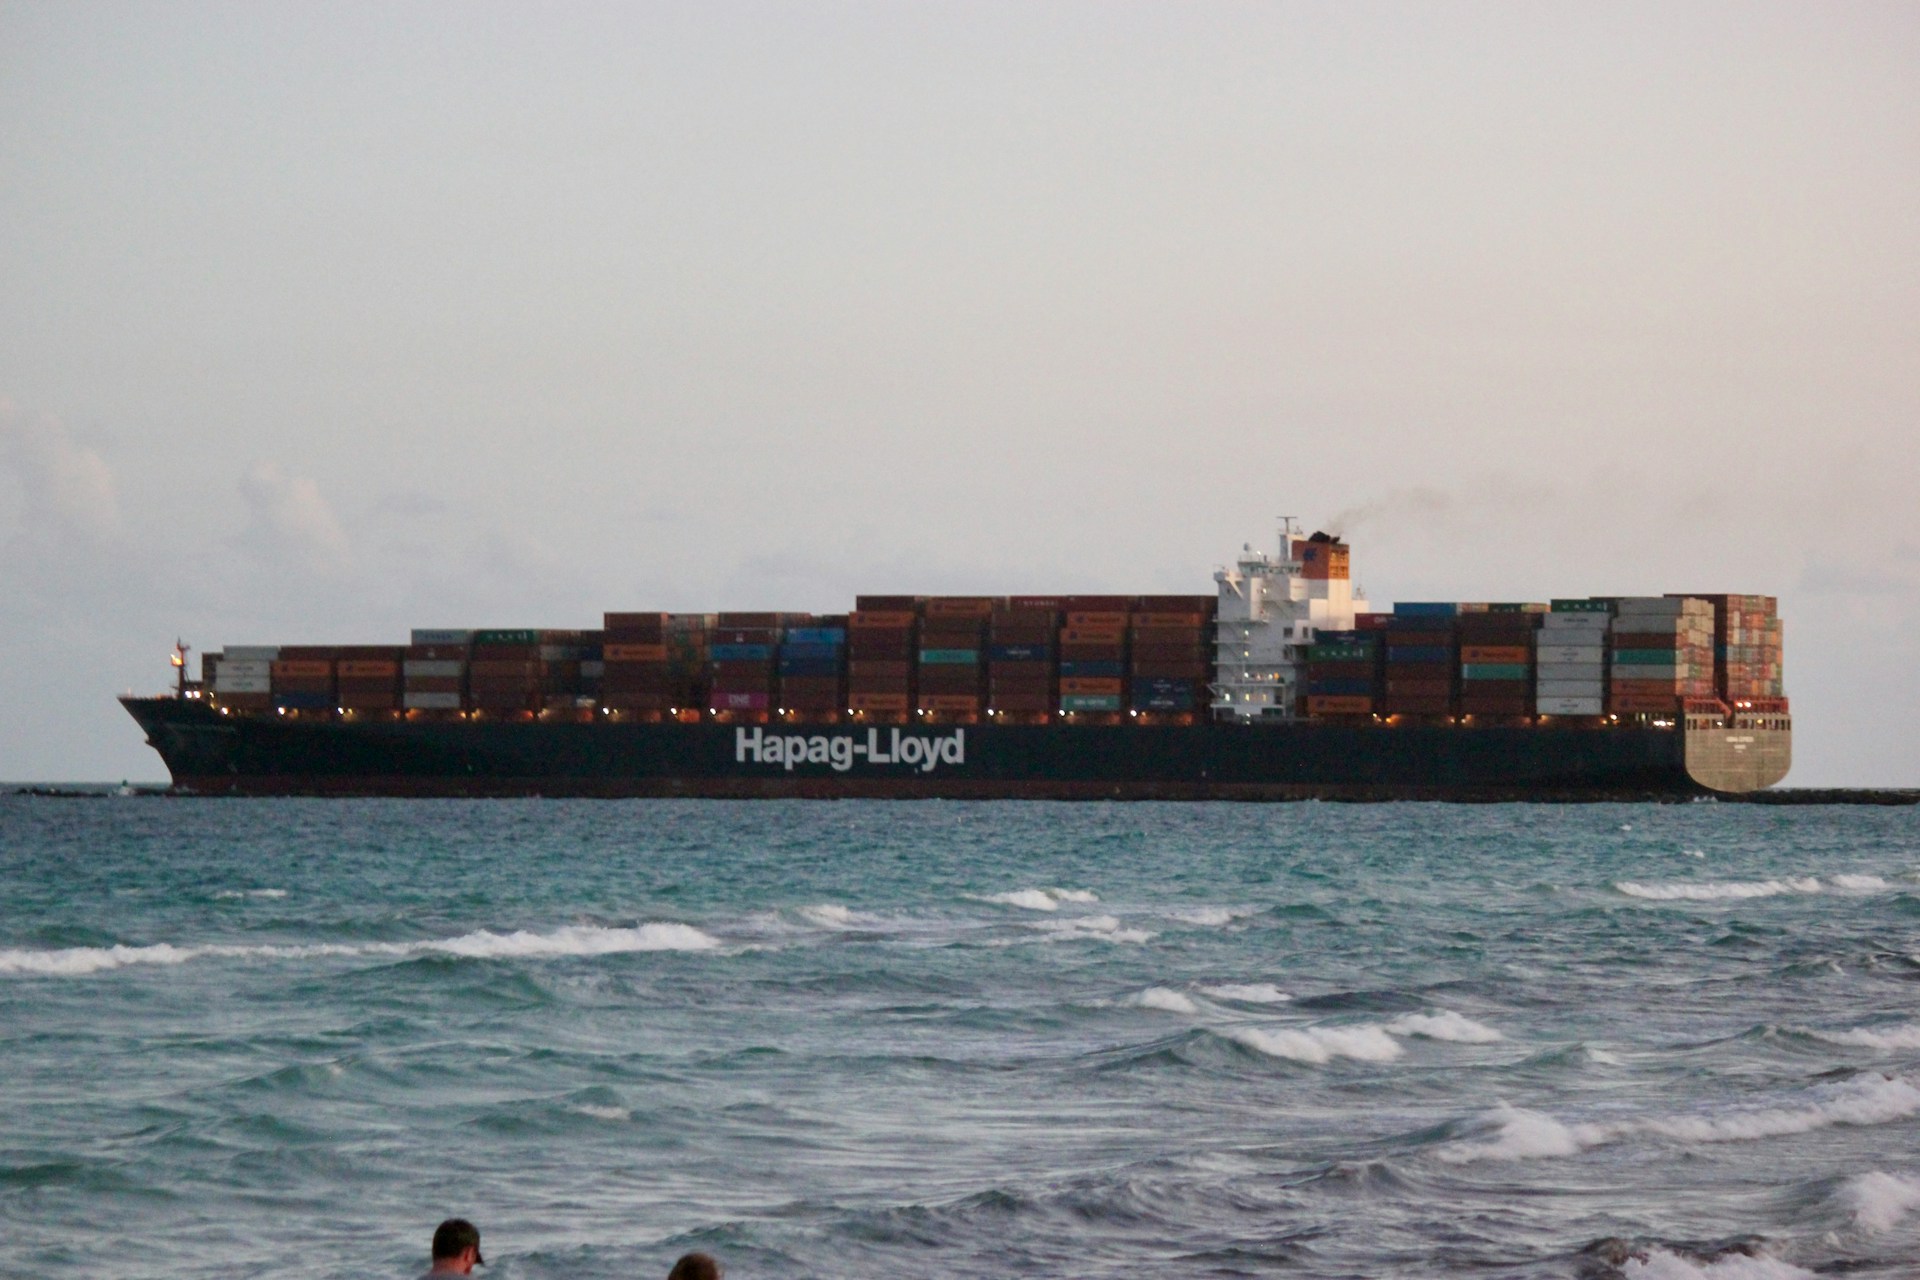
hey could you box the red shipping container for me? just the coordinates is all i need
[1060,677,1122,695]
[849,692,910,712]
[712,690,770,710]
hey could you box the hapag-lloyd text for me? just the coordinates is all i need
[735,726,966,773]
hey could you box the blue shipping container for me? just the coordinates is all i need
[784,628,846,646]
[1131,677,1192,696]
[779,643,843,661]
[1136,694,1196,710]
[778,658,842,678]
[1393,602,1460,618]
[709,644,774,662]
[989,645,1050,662]
[1385,645,1453,664]
[1058,660,1124,678]
[919,649,980,665]
[1309,678,1375,697]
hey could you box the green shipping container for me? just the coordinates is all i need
[918,649,981,665]
[1461,663,1531,680]
[1060,693,1122,712]
[473,629,542,646]
[1614,649,1692,665]
[1308,644,1376,662]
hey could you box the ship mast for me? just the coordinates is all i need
[172,639,191,698]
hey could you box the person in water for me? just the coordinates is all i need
[419,1218,485,1276]
[667,1252,721,1280]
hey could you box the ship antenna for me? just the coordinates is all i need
[172,639,191,699]
[1277,515,1297,556]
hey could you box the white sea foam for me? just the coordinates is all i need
[1813,1022,1920,1051]
[1587,1047,1623,1065]
[1171,907,1237,926]
[573,1104,631,1123]
[1831,873,1891,892]
[1199,983,1291,1004]
[1384,1011,1505,1043]
[1838,1170,1920,1232]
[1616,877,1823,901]
[214,889,289,900]
[796,903,879,928]
[1619,1248,1815,1280]
[979,887,1100,912]
[1136,987,1199,1014]
[1441,1075,1920,1163]
[1227,1024,1403,1064]
[0,922,721,977]
[1033,914,1155,945]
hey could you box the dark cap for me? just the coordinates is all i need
[431,1218,484,1265]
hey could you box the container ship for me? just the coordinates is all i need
[121,528,1790,799]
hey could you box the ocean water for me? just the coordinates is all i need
[1,797,1916,1279]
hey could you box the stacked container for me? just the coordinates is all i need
[404,630,468,712]
[779,620,846,718]
[1688,594,1785,705]
[602,613,672,714]
[272,646,337,713]
[1304,631,1379,716]
[988,600,1059,719]
[212,645,277,712]
[709,612,784,719]
[335,645,404,712]
[1058,598,1128,714]
[1382,604,1458,716]
[466,629,543,714]
[1456,604,1542,718]
[848,598,917,719]
[1129,596,1214,716]
[917,598,992,720]
[1608,597,1715,716]
[1536,601,1611,715]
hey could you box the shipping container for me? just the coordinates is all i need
[1059,693,1122,712]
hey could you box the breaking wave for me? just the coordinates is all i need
[1383,1011,1505,1043]
[1227,1024,1404,1064]
[1441,1075,1920,1163]
[0,923,722,977]
[979,887,1100,912]
[1619,1248,1815,1279]
[1615,874,1893,901]
[1837,1170,1920,1232]
[1135,987,1200,1014]
[1808,1022,1920,1051]
[1199,983,1291,1004]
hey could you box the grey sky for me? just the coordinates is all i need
[2,2,1915,784]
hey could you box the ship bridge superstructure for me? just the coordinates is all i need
[1211,522,1367,722]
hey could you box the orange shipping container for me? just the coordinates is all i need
[271,660,332,678]
[1059,677,1123,695]
[1066,612,1127,629]
[1460,646,1528,663]
[918,694,981,712]
[1060,627,1125,645]
[337,660,398,678]
[603,644,669,662]
[849,611,917,629]
[1131,613,1208,629]
[1307,694,1372,714]
[849,692,911,712]
[925,598,997,616]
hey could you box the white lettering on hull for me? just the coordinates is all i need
[735,727,966,773]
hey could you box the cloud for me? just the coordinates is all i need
[235,461,351,574]
[0,400,121,543]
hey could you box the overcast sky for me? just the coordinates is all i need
[2,2,1915,785]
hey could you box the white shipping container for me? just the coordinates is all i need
[1537,678,1605,698]
[215,659,274,678]
[403,691,463,710]
[1540,614,1612,634]
[214,675,273,694]
[1538,696,1605,715]
[224,646,281,661]
[403,660,464,678]
[1538,645,1605,664]
[1536,662,1605,681]
[1614,597,1711,617]
[1611,616,1710,635]
[411,630,472,646]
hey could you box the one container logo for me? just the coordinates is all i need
[734,726,966,773]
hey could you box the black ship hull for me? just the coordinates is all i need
[120,698,1787,800]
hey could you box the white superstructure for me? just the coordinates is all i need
[1211,521,1368,722]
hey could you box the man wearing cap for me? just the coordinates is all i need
[419,1218,484,1276]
